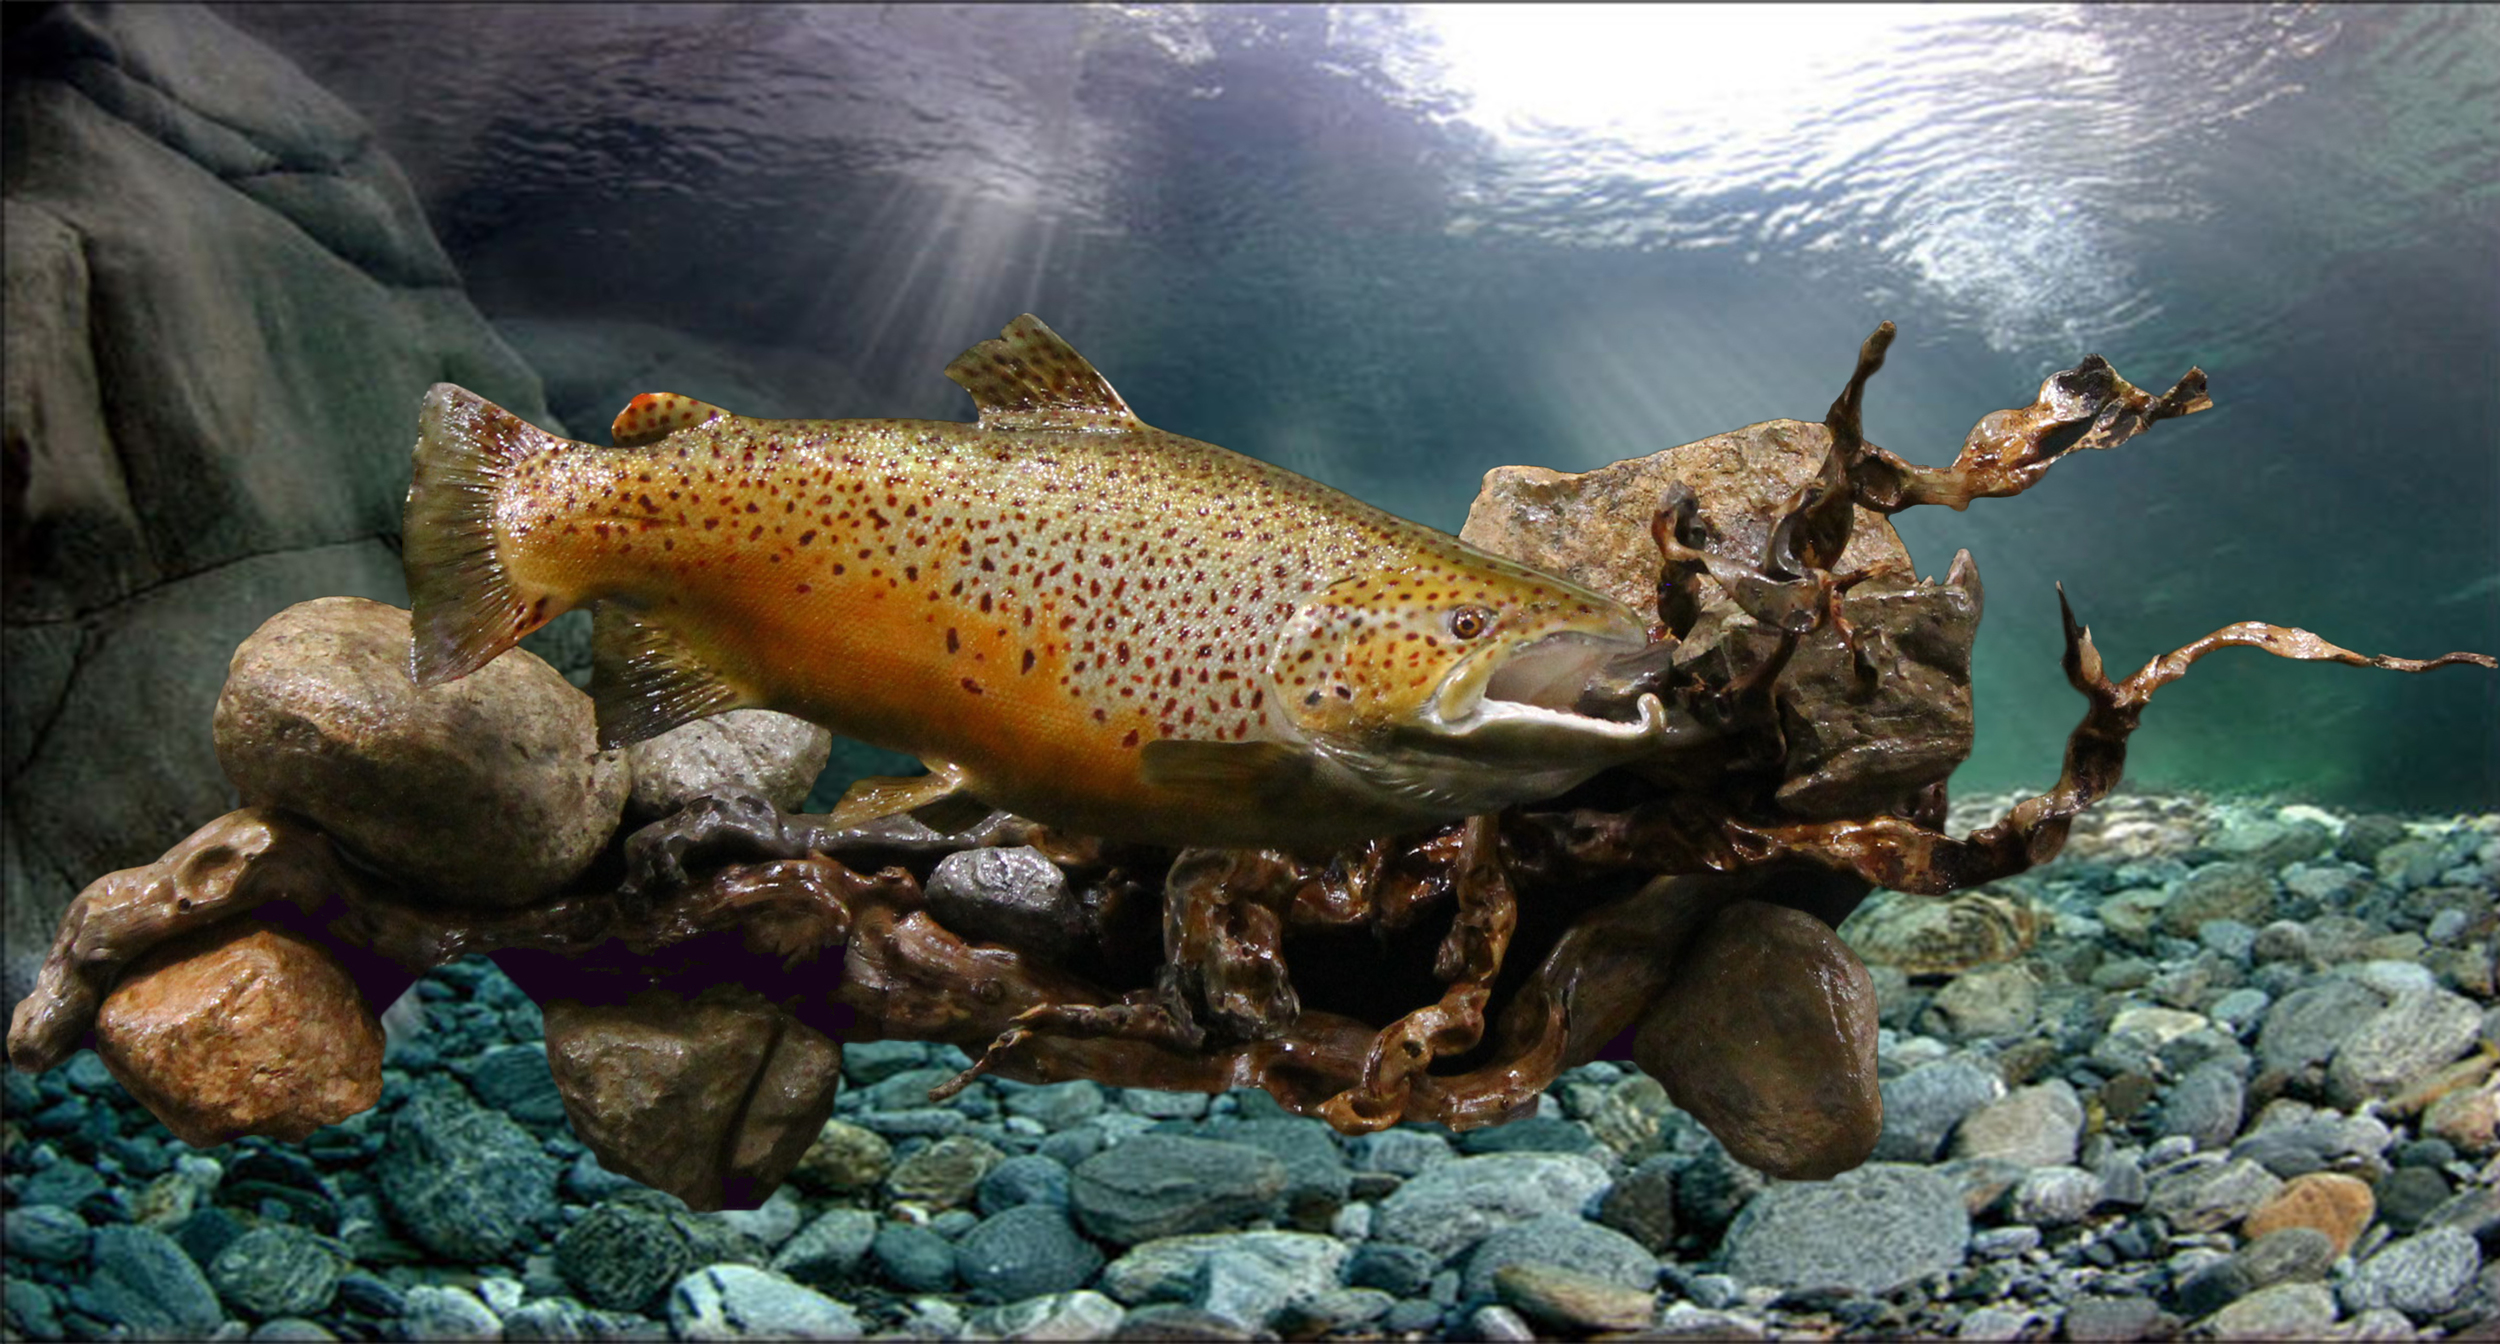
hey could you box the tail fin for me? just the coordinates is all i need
[402,384,573,687]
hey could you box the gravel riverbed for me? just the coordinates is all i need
[5,790,2496,1341]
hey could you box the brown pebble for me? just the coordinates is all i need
[95,919,384,1147]
[2240,1171,2375,1258]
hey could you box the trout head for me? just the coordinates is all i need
[1264,558,1671,814]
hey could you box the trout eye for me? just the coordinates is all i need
[1445,606,1495,640]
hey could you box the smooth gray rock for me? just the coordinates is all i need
[2257,980,2382,1075]
[1461,1215,1655,1302]
[2061,1294,2162,1341]
[2160,861,2277,937]
[2145,1157,2283,1235]
[2207,1282,2336,1339]
[397,1286,501,1341]
[3,1,554,998]
[2,1205,89,1264]
[2158,1059,2246,1152]
[1873,1057,2003,1163]
[668,1264,864,1340]
[70,1225,226,1339]
[2006,1166,2102,1228]
[1952,1079,2083,1168]
[1720,1164,1969,1295]
[625,710,832,821]
[2325,989,2484,1108]
[954,1206,1104,1304]
[978,1153,1075,1215]
[1070,1134,1286,1245]
[769,1208,879,1286]
[1371,1153,1614,1260]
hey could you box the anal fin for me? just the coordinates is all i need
[590,602,756,748]
[830,761,987,832]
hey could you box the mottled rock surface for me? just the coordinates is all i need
[622,709,832,822]
[2,3,554,999]
[215,597,624,907]
[93,919,384,1147]
[1720,1163,1969,1294]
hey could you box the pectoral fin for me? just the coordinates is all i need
[831,761,989,832]
[1139,738,1312,804]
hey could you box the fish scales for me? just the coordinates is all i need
[406,315,1671,849]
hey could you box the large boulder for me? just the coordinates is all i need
[3,4,556,1001]
[213,597,625,907]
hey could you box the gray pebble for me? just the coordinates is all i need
[667,1264,863,1340]
[2340,1226,2482,1317]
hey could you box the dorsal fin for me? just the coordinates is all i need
[588,601,758,748]
[612,392,730,448]
[944,314,1145,434]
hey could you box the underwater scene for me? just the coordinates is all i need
[4,3,2498,1341]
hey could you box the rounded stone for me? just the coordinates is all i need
[1637,900,1881,1179]
[1720,1163,1968,1295]
[886,1136,1005,1209]
[954,1205,1104,1302]
[212,596,626,906]
[1070,1134,1287,1246]
[792,1121,892,1194]
[208,1225,340,1320]
[1461,1215,1655,1301]
[95,918,384,1147]
[667,1264,863,1340]
[622,708,831,822]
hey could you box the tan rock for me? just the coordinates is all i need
[793,1120,894,1195]
[1494,1261,1656,1333]
[1637,900,1880,1179]
[214,596,626,907]
[2386,1052,2496,1120]
[94,918,384,1146]
[1924,962,2040,1040]
[2424,1080,2498,1155]
[1841,889,2039,977]
[8,806,387,1074]
[2241,1172,2376,1258]
[542,985,841,1211]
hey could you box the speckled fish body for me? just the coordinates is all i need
[405,316,1668,849]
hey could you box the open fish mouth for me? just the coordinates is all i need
[1481,629,1642,712]
[1407,629,1667,765]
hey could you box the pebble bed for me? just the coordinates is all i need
[5,791,2497,1342]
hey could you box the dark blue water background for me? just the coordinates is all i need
[225,3,2499,812]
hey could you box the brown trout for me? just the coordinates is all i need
[404,315,1669,848]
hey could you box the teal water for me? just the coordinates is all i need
[229,2,2500,812]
